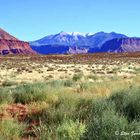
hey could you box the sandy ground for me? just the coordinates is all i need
[0,60,139,85]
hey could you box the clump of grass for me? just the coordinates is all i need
[12,83,49,104]
[57,119,86,140]
[85,110,129,140]
[72,73,83,81]
[109,86,140,122]
[123,87,140,122]
[87,75,98,81]
[2,80,17,87]
[84,99,129,140]
[28,101,49,114]
[0,120,26,140]
[64,79,74,87]
[77,82,92,93]
[0,88,13,104]
[108,89,128,112]
[47,67,55,71]
[74,99,93,121]
[48,79,74,88]
[32,121,53,140]
[49,80,65,88]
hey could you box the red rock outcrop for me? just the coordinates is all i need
[0,28,36,55]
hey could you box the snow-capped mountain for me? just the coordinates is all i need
[30,31,126,47]
[30,31,90,46]
[30,31,127,54]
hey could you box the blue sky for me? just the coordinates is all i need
[0,0,140,41]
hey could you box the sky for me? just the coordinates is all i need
[0,0,140,41]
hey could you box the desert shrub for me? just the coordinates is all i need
[108,89,128,113]
[32,97,77,126]
[127,121,140,140]
[33,119,86,140]
[78,82,92,92]
[2,80,17,87]
[85,109,129,140]
[47,79,74,88]
[64,79,74,87]
[122,87,140,122]
[109,86,140,122]
[83,98,126,140]
[87,75,98,81]
[84,87,140,140]
[27,88,81,128]
[74,99,94,121]
[28,101,49,114]
[129,121,140,132]
[0,88,13,104]
[12,83,49,104]
[56,120,86,140]
[91,98,116,115]
[49,80,65,88]
[72,73,83,81]
[33,122,54,140]
[0,120,25,140]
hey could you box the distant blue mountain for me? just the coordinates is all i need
[30,31,127,54]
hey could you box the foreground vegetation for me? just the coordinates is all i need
[1,54,140,139]
[0,73,140,140]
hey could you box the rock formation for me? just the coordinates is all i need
[0,28,36,55]
[100,38,140,53]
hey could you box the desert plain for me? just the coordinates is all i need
[0,53,140,140]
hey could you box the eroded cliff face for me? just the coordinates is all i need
[100,38,140,53]
[121,38,140,52]
[0,39,36,55]
[0,28,36,55]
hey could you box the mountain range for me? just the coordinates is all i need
[1,28,140,55]
[30,31,129,54]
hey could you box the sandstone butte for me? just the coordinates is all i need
[0,28,36,55]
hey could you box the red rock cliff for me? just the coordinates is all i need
[0,28,36,55]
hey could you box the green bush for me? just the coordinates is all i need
[33,122,53,140]
[74,99,93,121]
[12,83,49,104]
[57,120,86,140]
[33,120,86,140]
[72,73,83,81]
[0,88,13,104]
[31,97,78,126]
[49,80,65,88]
[85,110,129,140]
[0,120,25,140]
[91,98,116,115]
[87,75,98,81]
[2,80,17,87]
[123,87,140,122]
[109,87,140,121]
[108,89,128,113]
[64,79,74,87]
[84,87,140,140]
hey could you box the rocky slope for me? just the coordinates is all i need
[0,28,36,55]
[100,38,140,53]
[0,28,17,40]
